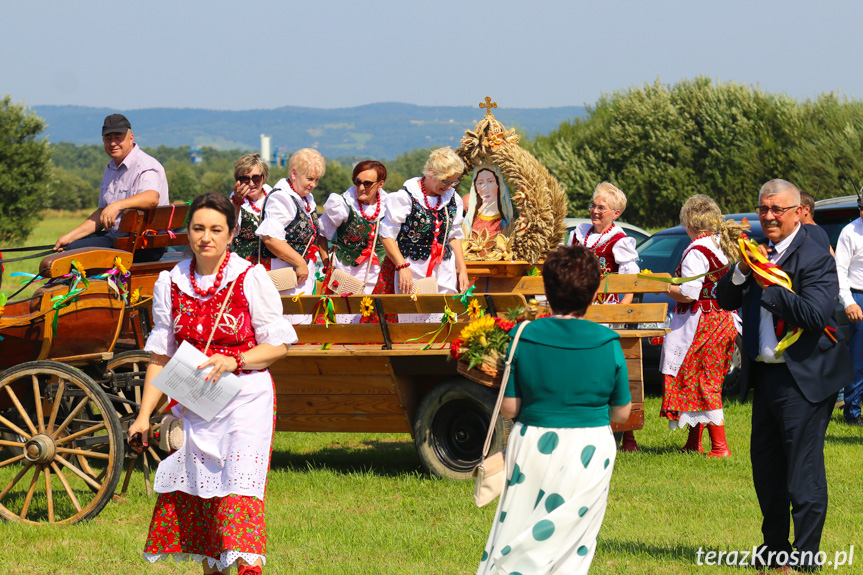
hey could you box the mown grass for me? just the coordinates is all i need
[1,395,862,574]
[1,210,92,300]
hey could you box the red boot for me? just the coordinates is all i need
[706,424,731,458]
[620,430,639,452]
[681,423,704,453]
[238,565,262,575]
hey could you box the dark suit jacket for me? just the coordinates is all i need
[716,224,852,403]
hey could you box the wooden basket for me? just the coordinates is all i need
[457,358,503,388]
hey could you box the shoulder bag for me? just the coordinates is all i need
[473,320,530,507]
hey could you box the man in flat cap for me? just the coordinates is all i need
[55,113,169,261]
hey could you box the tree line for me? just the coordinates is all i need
[5,77,863,243]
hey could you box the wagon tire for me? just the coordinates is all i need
[0,361,124,524]
[413,378,511,480]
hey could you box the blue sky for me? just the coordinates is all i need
[3,0,861,111]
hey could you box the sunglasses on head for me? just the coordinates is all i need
[238,174,263,185]
[354,178,379,188]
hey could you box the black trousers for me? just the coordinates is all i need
[750,362,837,570]
[67,231,165,263]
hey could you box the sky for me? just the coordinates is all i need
[3,0,862,112]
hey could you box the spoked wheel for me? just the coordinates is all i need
[103,350,167,497]
[0,361,123,524]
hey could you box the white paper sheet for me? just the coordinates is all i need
[150,340,242,421]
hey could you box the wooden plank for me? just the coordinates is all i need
[146,204,189,231]
[293,323,477,346]
[273,375,399,395]
[611,405,645,433]
[275,414,411,433]
[271,355,393,376]
[477,276,545,294]
[116,209,145,234]
[275,394,405,416]
[281,293,527,316]
[39,248,132,278]
[598,274,672,294]
[584,302,668,324]
[471,273,673,295]
[618,337,641,359]
[626,359,644,403]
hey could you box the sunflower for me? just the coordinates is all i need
[459,314,496,345]
[467,298,484,320]
[360,296,374,317]
[130,288,141,305]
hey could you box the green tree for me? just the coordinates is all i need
[165,162,200,203]
[0,95,52,243]
[45,167,94,210]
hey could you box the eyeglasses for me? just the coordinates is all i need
[440,178,461,189]
[238,174,264,185]
[587,203,613,213]
[755,205,798,217]
[354,178,379,189]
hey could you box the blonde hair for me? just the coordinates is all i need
[422,147,465,180]
[233,153,269,182]
[289,148,327,178]
[679,194,748,260]
[593,181,627,212]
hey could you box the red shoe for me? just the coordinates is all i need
[619,430,639,452]
[238,565,262,575]
[706,424,731,458]
[680,423,704,453]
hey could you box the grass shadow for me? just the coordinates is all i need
[271,439,424,478]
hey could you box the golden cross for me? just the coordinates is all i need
[479,96,498,116]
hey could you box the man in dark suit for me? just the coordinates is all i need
[717,179,851,574]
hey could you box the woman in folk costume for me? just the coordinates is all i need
[380,147,470,321]
[318,160,393,323]
[477,246,632,575]
[229,153,272,264]
[462,164,514,236]
[255,148,325,323]
[127,193,296,575]
[660,194,746,457]
[569,181,641,451]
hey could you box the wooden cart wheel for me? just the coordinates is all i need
[412,378,511,479]
[0,361,124,524]
[103,350,167,497]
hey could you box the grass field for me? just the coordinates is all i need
[0,210,92,300]
[1,395,862,575]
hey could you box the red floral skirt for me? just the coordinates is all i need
[660,310,736,420]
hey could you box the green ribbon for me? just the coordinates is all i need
[637,262,731,285]
[50,287,85,336]
[310,295,335,327]
[527,266,540,276]
[452,278,477,307]
[405,304,460,350]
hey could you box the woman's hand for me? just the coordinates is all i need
[295,261,309,284]
[233,180,251,204]
[127,414,152,451]
[398,267,413,294]
[458,268,470,292]
[198,353,239,384]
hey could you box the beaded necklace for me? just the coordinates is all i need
[584,224,616,249]
[189,251,231,296]
[244,190,267,214]
[358,192,381,222]
[288,180,312,212]
[420,177,442,211]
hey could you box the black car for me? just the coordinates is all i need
[637,199,859,395]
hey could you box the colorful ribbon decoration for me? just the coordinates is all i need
[452,278,477,307]
[310,295,336,327]
[354,244,379,266]
[404,303,460,350]
[426,241,443,277]
[637,263,732,285]
[737,237,794,291]
[527,266,540,277]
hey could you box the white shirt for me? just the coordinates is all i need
[99,144,169,232]
[835,218,863,309]
[568,223,639,274]
[732,223,802,363]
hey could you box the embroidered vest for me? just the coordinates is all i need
[259,196,319,261]
[576,230,626,304]
[170,267,257,357]
[333,198,386,267]
[396,194,457,261]
[232,209,263,264]
[674,244,728,314]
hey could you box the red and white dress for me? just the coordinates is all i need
[142,253,297,571]
[659,235,738,428]
[569,223,639,303]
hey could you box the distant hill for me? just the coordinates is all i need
[31,103,586,159]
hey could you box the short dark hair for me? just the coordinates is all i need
[542,245,601,316]
[799,191,815,212]
[352,160,387,183]
[188,193,237,234]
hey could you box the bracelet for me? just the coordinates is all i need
[233,352,246,374]
[395,262,410,271]
[231,196,244,206]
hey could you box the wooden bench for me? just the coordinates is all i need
[113,203,190,252]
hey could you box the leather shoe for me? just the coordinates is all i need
[844,416,863,426]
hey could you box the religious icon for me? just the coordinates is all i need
[463,164,514,235]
